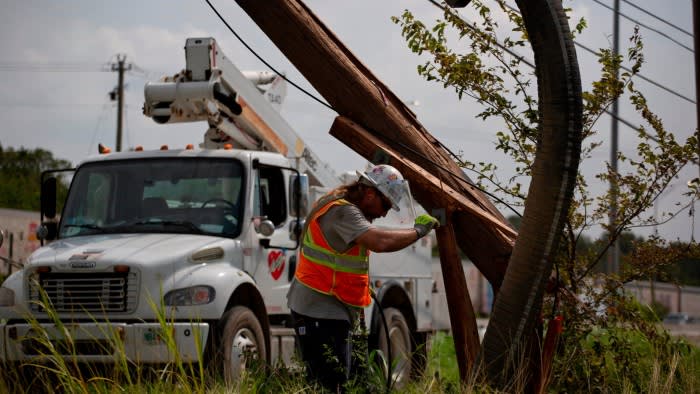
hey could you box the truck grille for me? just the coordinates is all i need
[29,272,138,313]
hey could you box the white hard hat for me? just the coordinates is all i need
[357,164,407,211]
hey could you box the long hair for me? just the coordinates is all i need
[317,181,369,208]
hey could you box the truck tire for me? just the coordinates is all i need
[376,307,412,388]
[219,305,267,382]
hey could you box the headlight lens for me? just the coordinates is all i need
[164,285,215,306]
[0,287,15,307]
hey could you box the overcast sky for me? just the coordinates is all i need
[0,0,697,242]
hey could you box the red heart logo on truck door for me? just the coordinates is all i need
[267,250,285,280]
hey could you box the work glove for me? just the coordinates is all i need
[414,214,440,238]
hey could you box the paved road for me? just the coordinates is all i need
[664,323,700,346]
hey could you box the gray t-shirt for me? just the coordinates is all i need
[287,202,373,321]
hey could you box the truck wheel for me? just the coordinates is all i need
[376,307,412,388]
[219,305,267,382]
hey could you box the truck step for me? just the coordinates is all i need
[270,327,295,337]
[269,326,298,369]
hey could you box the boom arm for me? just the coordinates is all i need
[143,37,337,187]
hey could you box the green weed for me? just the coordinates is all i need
[1,295,698,394]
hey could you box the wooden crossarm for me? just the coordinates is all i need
[329,116,517,239]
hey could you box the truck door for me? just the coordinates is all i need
[252,164,295,314]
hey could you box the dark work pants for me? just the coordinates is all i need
[291,310,352,393]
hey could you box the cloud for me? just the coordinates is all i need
[0,0,695,241]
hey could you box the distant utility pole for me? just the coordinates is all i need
[110,54,132,152]
[694,0,700,181]
[608,0,621,274]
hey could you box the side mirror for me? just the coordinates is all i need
[37,223,57,242]
[289,174,309,218]
[41,177,57,219]
[287,254,297,282]
[254,218,275,237]
[289,219,305,241]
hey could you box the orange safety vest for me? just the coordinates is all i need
[294,197,371,308]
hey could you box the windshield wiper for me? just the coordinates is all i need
[62,224,107,233]
[128,219,205,234]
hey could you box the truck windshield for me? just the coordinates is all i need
[59,157,245,238]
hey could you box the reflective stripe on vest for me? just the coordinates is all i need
[294,197,371,307]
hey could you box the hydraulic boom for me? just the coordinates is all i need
[143,37,337,187]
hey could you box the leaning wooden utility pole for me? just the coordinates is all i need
[330,116,516,376]
[237,0,583,389]
[235,0,516,380]
[233,0,514,285]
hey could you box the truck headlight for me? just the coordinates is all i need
[164,285,215,306]
[0,287,15,307]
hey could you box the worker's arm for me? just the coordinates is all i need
[355,227,419,253]
[355,214,439,253]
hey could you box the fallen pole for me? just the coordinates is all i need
[235,0,516,292]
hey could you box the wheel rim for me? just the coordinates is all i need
[389,325,411,385]
[229,327,258,376]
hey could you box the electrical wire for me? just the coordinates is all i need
[88,101,114,156]
[574,39,695,105]
[622,0,694,37]
[203,0,525,218]
[589,0,694,53]
[426,0,691,146]
[0,102,108,108]
[427,2,665,138]
[203,0,335,112]
[207,0,683,221]
[427,0,636,178]
[370,292,393,394]
[393,139,524,218]
[493,1,696,105]
[0,62,110,72]
[427,0,535,69]
[128,63,169,81]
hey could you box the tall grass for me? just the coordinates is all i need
[550,324,700,394]
[0,288,213,394]
[1,297,698,393]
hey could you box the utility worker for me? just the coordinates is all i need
[286,164,439,392]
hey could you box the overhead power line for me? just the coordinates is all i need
[496,2,695,105]
[203,0,527,215]
[128,63,170,81]
[427,0,535,68]
[574,41,696,104]
[0,62,110,72]
[621,0,693,37]
[0,102,112,108]
[204,0,335,112]
[589,0,694,53]
[427,0,692,138]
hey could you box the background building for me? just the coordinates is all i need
[0,208,41,276]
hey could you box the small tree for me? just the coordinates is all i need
[0,145,71,212]
[393,0,698,390]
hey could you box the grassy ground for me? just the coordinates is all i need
[1,326,698,393]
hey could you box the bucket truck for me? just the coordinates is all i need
[0,37,447,384]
